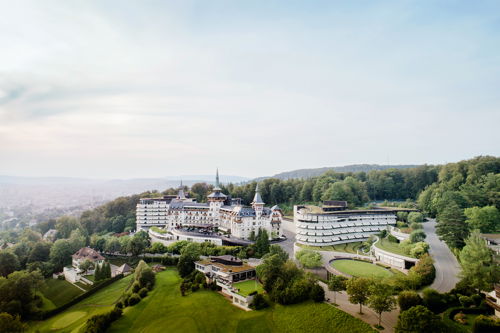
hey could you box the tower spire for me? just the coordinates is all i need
[215,168,220,189]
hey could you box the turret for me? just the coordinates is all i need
[251,184,264,217]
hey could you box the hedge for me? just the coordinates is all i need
[38,274,125,320]
[441,306,493,333]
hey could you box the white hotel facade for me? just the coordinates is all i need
[294,201,398,246]
[136,172,282,241]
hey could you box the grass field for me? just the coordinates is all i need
[108,269,376,333]
[331,259,393,278]
[297,242,364,254]
[374,238,416,258]
[30,274,133,332]
[42,279,85,307]
[233,280,264,296]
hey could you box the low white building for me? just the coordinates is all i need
[486,285,500,318]
[195,255,258,310]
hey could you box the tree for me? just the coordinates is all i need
[94,264,102,281]
[367,281,396,327]
[397,211,409,222]
[409,222,423,230]
[328,275,347,304]
[436,202,469,248]
[459,230,498,292]
[254,228,270,257]
[398,290,422,312]
[105,237,121,254]
[346,277,373,314]
[55,216,81,239]
[79,260,94,275]
[177,243,200,277]
[262,244,289,262]
[27,242,51,263]
[0,252,20,277]
[50,239,74,271]
[464,206,500,233]
[0,313,27,332]
[409,230,426,243]
[408,212,424,223]
[295,250,322,268]
[395,305,444,333]
[309,283,325,302]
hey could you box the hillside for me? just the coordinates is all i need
[255,164,421,181]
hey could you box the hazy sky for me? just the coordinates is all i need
[1,1,499,179]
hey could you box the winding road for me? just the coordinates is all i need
[423,219,461,292]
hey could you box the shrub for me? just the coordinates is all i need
[423,288,447,313]
[471,294,482,306]
[83,308,122,333]
[408,212,424,223]
[138,288,148,298]
[379,230,388,238]
[409,230,426,243]
[412,254,435,287]
[387,234,399,243]
[132,281,141,293]
[410,222,423,230]
[398,290,422,312]
[250,293,269,310]
[191,284,199,292]
[309,283,325,302]
[472,315,500,333]
[128,294,141,306]
[454,311,467,325]
[459,295,474,308]
[295,250,322,268]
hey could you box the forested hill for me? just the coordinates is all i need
[256,164,420,181]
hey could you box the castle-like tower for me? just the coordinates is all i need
[208,169,226,222]
[251,184,264,218]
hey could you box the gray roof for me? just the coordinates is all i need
[169,202,209,209]
[252,184,264,205]
[207,191,227,199]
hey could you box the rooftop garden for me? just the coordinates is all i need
[330,259,393,279]
[233,279,264,296]
[296,242,366,254]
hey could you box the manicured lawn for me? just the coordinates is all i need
[331,259,393,278]
[374,238,416,258]
[108,269,376,333]
[233,280,264,296]
[29,274,133,332]
[42,279,85,307]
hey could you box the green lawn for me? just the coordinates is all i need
[233,280,264,296]
[374,238,416,258]
[29,274,133,332]
[42,279,85,307]
[108,269,376,333]
[297,242,364,254]
[331,259,393,278]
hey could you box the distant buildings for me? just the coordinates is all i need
[294,201,398,247]
[136,171,282,242]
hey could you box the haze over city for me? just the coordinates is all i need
[1,0,499,179]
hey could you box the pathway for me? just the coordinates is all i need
[422,219,461,292]
[319,281,399,333]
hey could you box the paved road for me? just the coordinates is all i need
[423,219,461,292]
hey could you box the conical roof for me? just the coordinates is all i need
[252,184,264,205]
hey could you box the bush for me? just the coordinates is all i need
[250,293,269,310]
[410,222,423,230]
[472,315,500,333]
[408,212,424,223]
[138,288,148,298]
[471,294,482,307]
[309,283,325,302]
[295,250,322,268]
[459,295,474,308]
[128,293,141,306]
[387,234,399,243]
[132,281,141,293]
[398,290,422,312]
[412,254,435,287]
[409,230,426,243]
[83,308,122,333]
[454,311,467,325]
[423,288,447,313]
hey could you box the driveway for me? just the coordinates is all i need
[423,219,461,292]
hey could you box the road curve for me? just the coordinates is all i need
[423,219,461,292]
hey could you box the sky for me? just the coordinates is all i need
[0,0,499,179]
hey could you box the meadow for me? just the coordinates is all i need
[108,269,376,333]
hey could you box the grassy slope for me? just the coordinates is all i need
[42,279,85,307]
[331,259,393,278]
[109,269,376,333]
[375,238,416,258]
[296,242,364,253]
[30,275,133,332]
